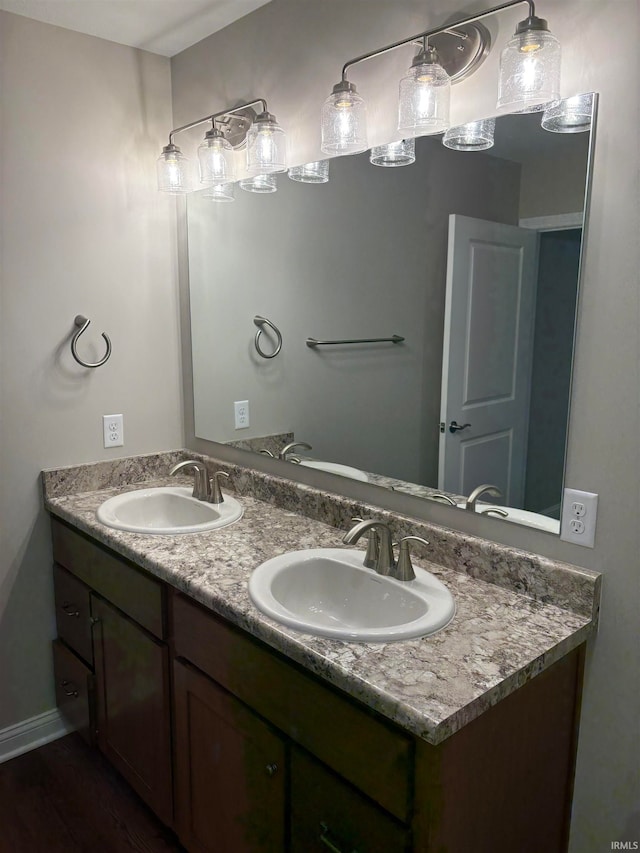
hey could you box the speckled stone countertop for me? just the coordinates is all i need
[43,451,601,745]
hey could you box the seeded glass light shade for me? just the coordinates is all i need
[288,161,330,183]
[497,17,561,113]
[541,93,593,133]
[239,174,277,193]
[197,129,235,185]
[157,144,191,193]
[246,112,287,175]
[203,182,236,202]
[398,47,450,137]
[321,81,368,155]
[370,139,416,167]
[443,118,496,151]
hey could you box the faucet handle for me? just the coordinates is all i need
[279,441,312,460]
[259,449,275,458]
[351,517,379,569]
[395,536,430,582]
[208,470,229,505]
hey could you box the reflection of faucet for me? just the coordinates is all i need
[170,460,209,500]
[465,484,503,512]
[429,493,457,506]
[279,441,312,462]
[480,507,509,518]
[343,519,395,576]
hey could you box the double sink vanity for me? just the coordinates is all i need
[43,449,600,853]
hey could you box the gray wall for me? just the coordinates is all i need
[172,1,640,849]
[0,13,183,729]
[189,138,519,484]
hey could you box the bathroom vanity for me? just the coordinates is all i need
[44,451,600,853]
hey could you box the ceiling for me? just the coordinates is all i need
[0,0,272,56]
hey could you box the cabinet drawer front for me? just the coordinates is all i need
[291,748,410,853]
[51,518,164,639]
[52,640,95,745]
[53,564,93,665]
[172,593,412,822]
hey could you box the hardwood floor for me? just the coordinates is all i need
[0,734,184,853]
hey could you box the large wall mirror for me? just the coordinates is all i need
[187,94,596,534]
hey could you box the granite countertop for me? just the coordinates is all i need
[44,468,598,745]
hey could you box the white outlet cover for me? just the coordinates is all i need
[103,413,124,448]
[560,488,598,547]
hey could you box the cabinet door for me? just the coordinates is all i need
[291,748,410,853]
[52,639,95,745]
[53,564,93,665]
[91,594,172,826]
[173,659,286,853]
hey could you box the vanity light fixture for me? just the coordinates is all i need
[288,161,330,183]
[321,0,559,155]
[203,182,236,203]
[443,118,496,151]
[157,98,286,193]
[370,139,416,167]
[239,174,278,193]
[541,93,594,133]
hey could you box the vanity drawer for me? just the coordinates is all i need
[52,639,96,745]
[53,563,93,664]
[291,748,410,853]
[171,592,413,822]
[51,518,165,639]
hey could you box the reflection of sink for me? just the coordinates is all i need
[456,501,560,533]
[297,460,369,482]
[249,548,455,642]
[97,486,243,535]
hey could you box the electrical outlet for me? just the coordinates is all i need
[234,400,250,430]
[103,414,124,448]
[560,488,598,547]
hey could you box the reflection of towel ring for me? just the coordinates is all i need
[253,315,282,359]
[71,315,112,368]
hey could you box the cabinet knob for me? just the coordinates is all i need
[89,616,100,626]
[62,602,80,618]
[265,763,278,777]
[61,680,79,698]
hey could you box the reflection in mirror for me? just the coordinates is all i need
[188,96,596,534]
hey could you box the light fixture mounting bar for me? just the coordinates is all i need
[168,98,268,145]
[340,0,536,82]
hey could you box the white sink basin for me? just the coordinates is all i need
[298,460,369,482]
[249,548,455,642]
[97,486,243,535]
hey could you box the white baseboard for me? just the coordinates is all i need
[0,708,74,765]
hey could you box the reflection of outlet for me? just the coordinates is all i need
[103,414,124,448]
[234,400,250,430]
[561,488,597,547]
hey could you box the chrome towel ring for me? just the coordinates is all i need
[71,315,112,368]
[253,315,283,359]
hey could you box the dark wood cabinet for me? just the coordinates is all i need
[173,659,286,853]
[51,518,173,827]
[92,595,173,827]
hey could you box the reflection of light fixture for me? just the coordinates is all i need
[239,174,277,193]
[443,118,495,151]
[321,81,367,155]
[157,99,286,193]
[398,44,450,136]
[203,182,235,203]
[322,1,559,152]
[288,161,330,183]
[246,111,287,174]
[156,144,191,194]
[370,139,416,167]
[496,12,560,113]
[541,93,593,133]
[197,127,235,185]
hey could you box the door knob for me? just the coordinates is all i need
[449,420,471,434]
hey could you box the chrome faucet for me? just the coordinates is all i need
[279,441,312,462]
[342,519,395,576]
[465,484,503,512]
[170,460,209,500]
[429,493,457,506]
